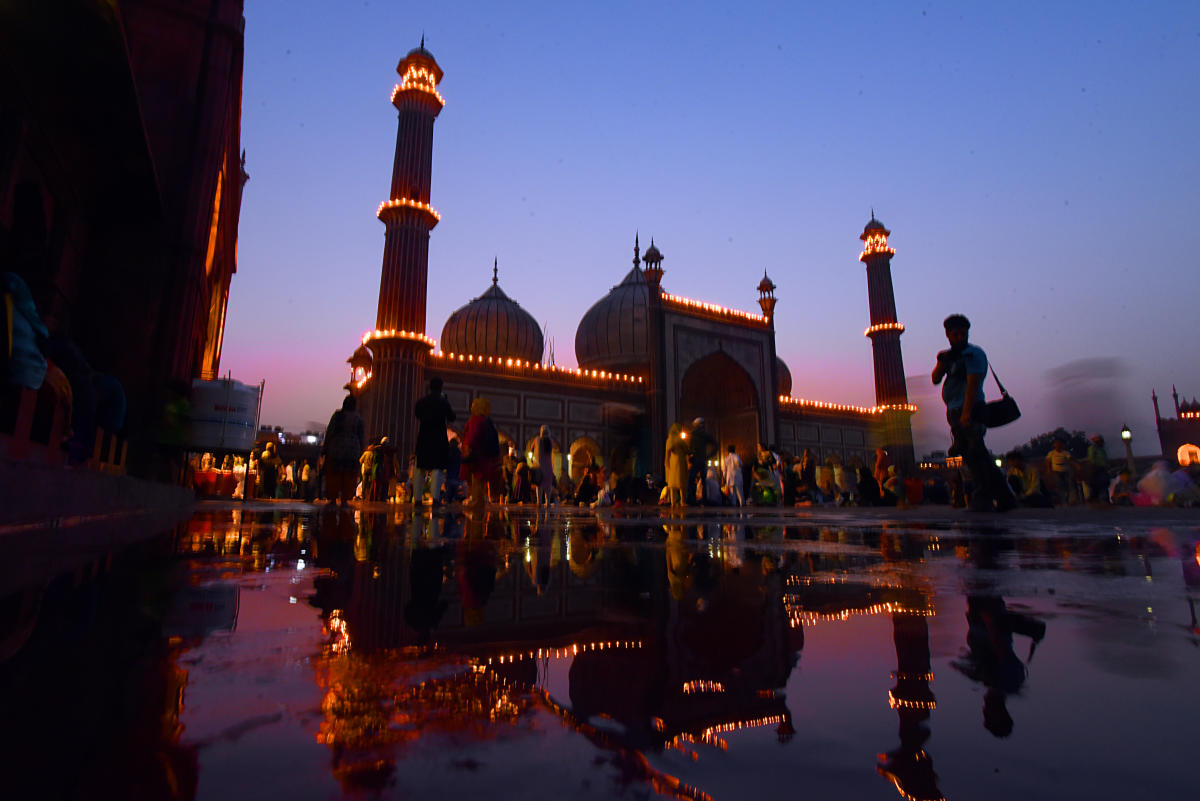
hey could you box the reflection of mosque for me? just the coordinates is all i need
[349,44,916,478]
[303,510,955,798]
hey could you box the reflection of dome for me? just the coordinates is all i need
[441,275,543,363]
[575,267,651,371]
[776,357,792,396]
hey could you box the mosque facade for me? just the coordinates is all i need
[1153,387,1200,466]
[350,45,915,481]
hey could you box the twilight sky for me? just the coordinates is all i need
[221,0,1200,456]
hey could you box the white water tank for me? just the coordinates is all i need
[189,378,261,451]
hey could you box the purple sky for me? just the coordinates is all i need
[221,0,1200,456]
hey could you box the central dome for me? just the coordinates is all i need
[575,267,651,371]
[441,274,543,363]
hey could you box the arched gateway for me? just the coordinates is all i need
[679,351,760,463]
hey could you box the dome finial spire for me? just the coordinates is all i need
[633,232,640,269]
[493,257,498,286]
[420,32,425,49]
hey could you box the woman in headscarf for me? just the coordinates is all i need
[535,425,556,505]
[664,422,689,508]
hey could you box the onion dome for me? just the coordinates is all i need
[441,261,544,362]
[863,210,889,236]
[400,37,443,82]
[758,272,777,295]
[575,266,651,371]
[348,344,373,370]
[776,357,792,397]
[643,240,663,263]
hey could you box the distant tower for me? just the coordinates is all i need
[757,271,777,320]
[642,236,664,289]
[365,42,445,452]
[859,214,914,469]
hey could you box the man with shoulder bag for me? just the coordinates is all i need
[932,314,1015,513]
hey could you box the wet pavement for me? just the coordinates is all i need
[2,503,1198,801]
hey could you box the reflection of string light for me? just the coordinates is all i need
[888,691,936,710]
[682,680,726,694]
[700,714,785,742]
[890,671,935,682]
[784,601,934,628]
[880,753,945,801]
[327,609,351,654]
[479,640,643,666]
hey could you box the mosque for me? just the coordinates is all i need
[348,44,916,481]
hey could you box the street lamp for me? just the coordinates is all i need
[1120,424,1135,474]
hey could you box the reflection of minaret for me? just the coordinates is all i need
[878,610,944,801]
[365,41,445,453]
[859,214,915,471]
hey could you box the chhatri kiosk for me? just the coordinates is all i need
[349,44,915,481]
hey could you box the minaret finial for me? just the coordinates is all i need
[870,206,876,221]
[492,257,498,285]
[421,33,425,49]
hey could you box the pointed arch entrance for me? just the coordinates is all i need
[679,351,760,462]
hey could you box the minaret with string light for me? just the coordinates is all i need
[859,212,915,470]
[363,39,445,451]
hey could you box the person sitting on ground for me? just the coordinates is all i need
[882,465,902,505]
[511,460,533,504]
[856,464,882,506]
[1007,451,1052,507]
[1108,468,1135,505]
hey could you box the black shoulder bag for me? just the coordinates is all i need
[983,365,1021,428]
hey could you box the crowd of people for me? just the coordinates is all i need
[198,366,1200,512]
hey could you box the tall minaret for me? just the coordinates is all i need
[859,214,915,470]
[365,41,444,452]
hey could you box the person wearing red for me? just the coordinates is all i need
[461,396,500,508]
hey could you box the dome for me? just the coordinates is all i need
[575,267,651,371]
[348,344,373,370]
[643,241,663,262]
[863,216,889,235]
[776,357,792,397]
[441,278,543,363]
[758,271,776,294]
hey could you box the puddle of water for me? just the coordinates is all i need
[3,507,1198,800]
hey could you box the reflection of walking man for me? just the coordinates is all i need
[932,314,1014,512]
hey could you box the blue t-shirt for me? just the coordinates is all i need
[941,344,988,411]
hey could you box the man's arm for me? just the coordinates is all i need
[932,350,952,385]
[961,372,982,426]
